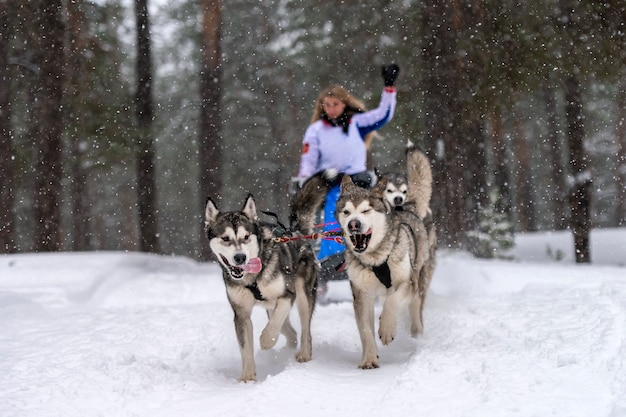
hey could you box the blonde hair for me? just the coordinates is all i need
[311,84,378,149]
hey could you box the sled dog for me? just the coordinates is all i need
[289,169,374,235]
[335,146,436,369]
[379,171,409,210]
[204,194,318,382]
[289,171,334,235]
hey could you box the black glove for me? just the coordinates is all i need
[382,63,400,87]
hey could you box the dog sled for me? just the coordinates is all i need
[288,171,376,286]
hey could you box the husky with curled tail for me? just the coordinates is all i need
[335,146,436,369]
[205,194,318,382]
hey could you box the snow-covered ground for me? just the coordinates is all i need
[1,228,625,417]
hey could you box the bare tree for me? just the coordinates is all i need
[66,0,92,251]
[464,120,488,231]
[134,0,159,253]
[564,75,592,263]
[614,76,626,226]
[513,109,536,231]
[489,109,512,217]
[198,0,222,259]
[33,0,65,252]
[420,0,467,248]
[558,0,593,263]
[0,0,16,253]
[543,85,568,230]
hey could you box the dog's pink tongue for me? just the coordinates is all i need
[243,257,262,273]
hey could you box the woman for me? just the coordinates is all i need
[297,64,400,288]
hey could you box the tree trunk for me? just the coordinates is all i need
[544,85,567,230]
[420,0,467,248]
[0,0,16,253]
[490,110,512,216]
[134,0,159,253]
[465,120,488,231]
[564,75,592,263]
[615,76,626,227]
[33,0,64,252]
[67,0,92,251]
[513,111,536,231]
[198,0,222,260]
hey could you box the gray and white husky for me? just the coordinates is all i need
[335,147,436,369]
[204,194,318,382]
[379,172,409,209]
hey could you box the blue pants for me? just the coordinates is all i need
[317,184,344,260]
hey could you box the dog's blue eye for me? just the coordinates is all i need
[222,236,230,242]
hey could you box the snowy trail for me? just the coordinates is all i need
[1,230,626,417]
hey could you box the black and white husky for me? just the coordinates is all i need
[335,147,437,369]
[204,194,318,382]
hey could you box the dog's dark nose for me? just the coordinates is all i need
[348,219,361,233]
[233,253,247,265]
[394,196,403,206]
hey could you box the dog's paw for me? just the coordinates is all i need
[260,329,279,350]
[238,374,257,383]
[378,316,397,345]
[358,358,380,369]
[379,332,395,345]
[295,349,312,363]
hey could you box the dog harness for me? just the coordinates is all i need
[246,282,265,301]
[373,260,392,288]
[370,222,419,289]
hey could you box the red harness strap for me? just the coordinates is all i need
[272,229,344,244]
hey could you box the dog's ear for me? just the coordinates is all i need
[340,174,356,193]
[371,176,388,197]
[204,197,219,226]
[370,178,392,213]
[242,193,258,220]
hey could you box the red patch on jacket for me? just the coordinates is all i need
[302,143,310,154]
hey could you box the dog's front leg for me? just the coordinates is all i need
[260,298,292,350]
[233,307,256,382]
[351,283,379,369]
[379,283,408,345]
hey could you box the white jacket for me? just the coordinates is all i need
[298,88,397,178]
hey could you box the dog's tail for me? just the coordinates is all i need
[405,144,433,219]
